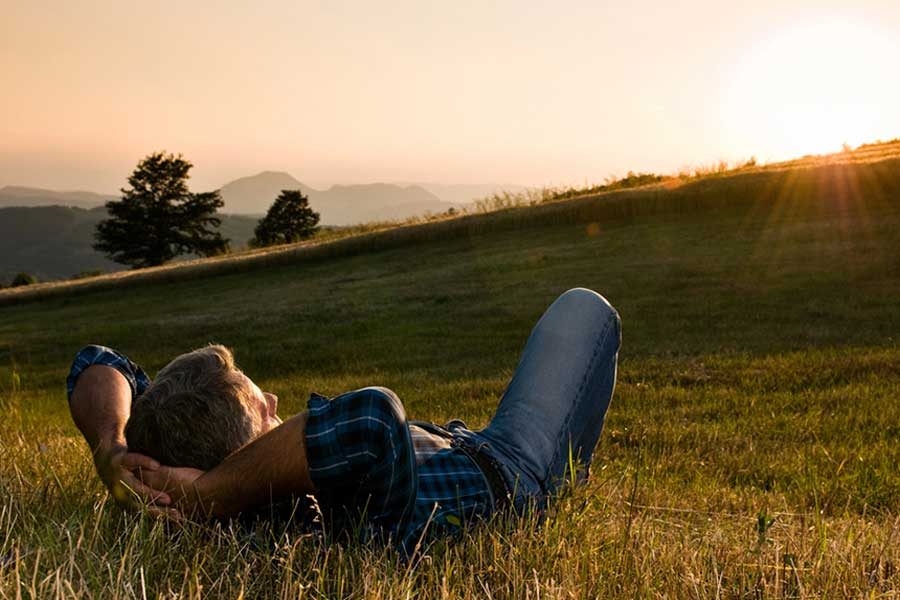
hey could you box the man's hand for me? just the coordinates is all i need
[94,443,172,508]
[140,465,205,515]
[145,412,314,520]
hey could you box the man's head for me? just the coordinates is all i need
[125,345,281,470]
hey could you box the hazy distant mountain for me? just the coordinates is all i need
[218,171,317,215]
[0,174,501,281]
[2,178,528,214]
[0,206,258,282]
[2,177,515,225]
[313,183,455,225]
[218,171,460,225]
[394,182,531,205]
[0,206,117,281]
[0,185,117,209]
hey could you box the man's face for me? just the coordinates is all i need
[237,371,282,436]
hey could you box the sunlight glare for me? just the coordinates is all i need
[721,17,900,160]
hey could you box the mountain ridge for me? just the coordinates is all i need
[217,171,458,223]
[2,173,478,224]
[0,186,118,209]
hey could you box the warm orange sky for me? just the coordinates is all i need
[2,1,899,193]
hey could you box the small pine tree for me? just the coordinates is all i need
[94,152,229,268]
[251,190,320,247]
[11,272,38,287]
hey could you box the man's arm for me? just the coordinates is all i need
[67,347,170,508]
[144,412,313,518]
[146,387,416,532]
[69,365,131,455]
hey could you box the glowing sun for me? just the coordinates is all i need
[721,17,900,159]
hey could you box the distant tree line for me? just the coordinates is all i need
[94,152,320,269]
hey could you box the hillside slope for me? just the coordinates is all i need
[1,148,898,597]
[5,149,898,304]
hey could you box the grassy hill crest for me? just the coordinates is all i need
[3,139,899,306]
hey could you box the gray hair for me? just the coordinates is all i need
[125,345,260,470]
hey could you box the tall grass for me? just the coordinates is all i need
[3,422,898,598]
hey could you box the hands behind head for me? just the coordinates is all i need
[138,463,205,517]
[95,444,203,521]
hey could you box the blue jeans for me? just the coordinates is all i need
[451,288,621,511]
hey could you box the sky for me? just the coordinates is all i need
[2,0,900,193]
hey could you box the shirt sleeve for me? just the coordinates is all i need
[304,387,417,538]
[66,345,152,403]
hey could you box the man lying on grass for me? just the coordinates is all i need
[67,288,621,555]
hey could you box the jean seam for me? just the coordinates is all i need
[543,311,616,488]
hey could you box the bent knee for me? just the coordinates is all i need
[557,288,620,326]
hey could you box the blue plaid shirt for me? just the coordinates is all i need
[67,345,495,555]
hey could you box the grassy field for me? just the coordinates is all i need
[1,154,899,597]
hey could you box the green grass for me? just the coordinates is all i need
[7,140,900,308]
[1,156,899,597]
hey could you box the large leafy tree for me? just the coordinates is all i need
[251,190,320,247]
[94,152,229,268]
